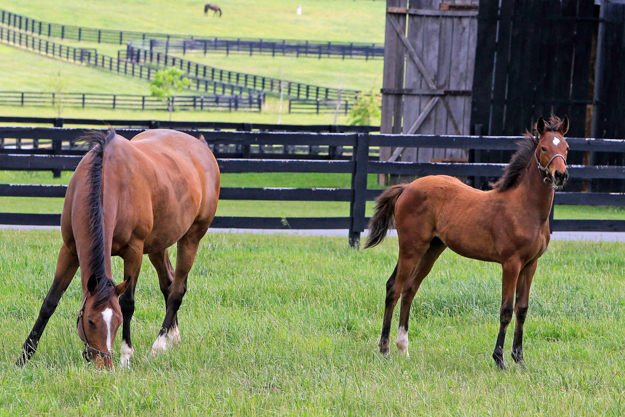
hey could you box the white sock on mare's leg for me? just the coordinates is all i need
[120,340,134,368]
[151,334,167,356]
[167,325,181,346]
[396,326,409,357]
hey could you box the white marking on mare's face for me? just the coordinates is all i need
[553,137,561,146]
[101,308,113,351]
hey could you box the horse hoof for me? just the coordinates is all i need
[120,341,134,368]
[492,349,506,370]
[167,325,181,346]
[150,335,168,356]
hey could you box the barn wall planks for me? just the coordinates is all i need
[380,0,479,183]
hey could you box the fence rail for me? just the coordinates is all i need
[288,99,352,115]
[122,46,360,102]
[0,27,265,98]
[0,9,383,59]
[0,91,263,112]
[1,129,625,244]
[137,38,383,60]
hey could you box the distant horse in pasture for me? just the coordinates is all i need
[365,115,570,370]
[17,129,220,368]
[204,3,222,17]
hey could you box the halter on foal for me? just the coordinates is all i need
[17,129,220,368]
[365,116,570,369]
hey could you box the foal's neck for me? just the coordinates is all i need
[517,156,555,223]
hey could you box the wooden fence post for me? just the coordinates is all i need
[349,132,370,249]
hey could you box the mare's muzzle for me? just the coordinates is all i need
[77,294,114,364]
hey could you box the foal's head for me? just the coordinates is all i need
[78,274,128,367]
[535,115,570,188]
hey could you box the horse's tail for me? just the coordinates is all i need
[364,184,408,249]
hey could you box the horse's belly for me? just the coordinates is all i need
[438,224,500,263]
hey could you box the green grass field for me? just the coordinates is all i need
[0,0,384,123]
[1,230,625,414]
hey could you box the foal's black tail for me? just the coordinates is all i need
[364,184,408,249]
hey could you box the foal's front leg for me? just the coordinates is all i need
[492,259,522,370]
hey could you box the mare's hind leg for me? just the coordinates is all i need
[17,245,79,366]
[118,243,144,368]
[151,225,208,355]
[396,238,446,357]
[148,249,181,346]
[492,258,522,370]
[379,240,431,356]
[511,260,537,367]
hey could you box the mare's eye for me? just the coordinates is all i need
[88,319,95,326]
[541,146,547,152]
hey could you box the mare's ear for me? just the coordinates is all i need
[559,115,569,135]
[115,276,131,297]
[536,116,546,136]
[87,274,98,295]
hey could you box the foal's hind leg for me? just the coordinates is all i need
[379,241,430,356]
[148,249,181,346]
[511,260,537,367]
[492,258,522,370]
[151,227,207,355]
[396,238,446,357]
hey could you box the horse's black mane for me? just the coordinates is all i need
[494,116,564,192]
[82,128,117,308]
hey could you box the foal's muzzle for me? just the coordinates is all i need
[553,169,569,187]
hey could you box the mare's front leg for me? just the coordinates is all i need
[151,230,205,355]
[118,243,144,368]
[148,248,181,346]
[492,259,522,370]
[16,245,79,366]
[511,260,537,367]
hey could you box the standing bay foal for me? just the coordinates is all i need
[17,129,220,368]
[365,116,569,369]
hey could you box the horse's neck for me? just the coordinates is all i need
[515,159,555,223]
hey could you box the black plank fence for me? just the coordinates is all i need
[122,46,360,102]
[0,8,384,59]
[1,127,624,247]
[0,27,265,98]
[0,91,264,112]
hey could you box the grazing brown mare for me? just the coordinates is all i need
[204,3,222,17]
[365,116,569,369]
[17,129,220,368]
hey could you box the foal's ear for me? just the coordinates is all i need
[87,274,98,295]
[536,116,546,136]
[115,276,131,297]
[559,115,569,135]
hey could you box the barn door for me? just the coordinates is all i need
[380,0,478,183]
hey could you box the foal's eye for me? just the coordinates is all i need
[88,319,95,326]
[566,146,570,152]
[541,146,547,152]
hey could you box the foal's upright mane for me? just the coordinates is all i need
[494,116,565,192]
[82,129,117,307]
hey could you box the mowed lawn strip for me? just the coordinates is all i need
[1,230,624,414]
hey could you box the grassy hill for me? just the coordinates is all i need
[0,0,384,123]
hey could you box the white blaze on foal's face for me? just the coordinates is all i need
[101,308,113,351]
[553,137,560,146]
